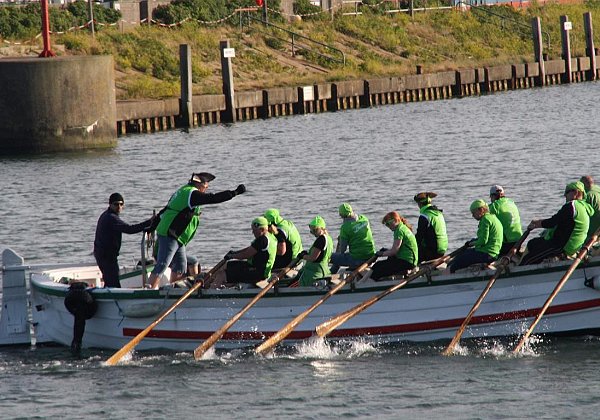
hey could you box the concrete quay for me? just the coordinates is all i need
[116,55,599,136]
[0,55,117,154]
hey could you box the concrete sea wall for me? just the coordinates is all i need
[115,55,599,135]
[0,55,117,154]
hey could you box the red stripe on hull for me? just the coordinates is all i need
[122,298,600,341]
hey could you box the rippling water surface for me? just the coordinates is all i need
[1,82,600,418]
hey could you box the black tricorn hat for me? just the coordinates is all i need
[190,172,216,184]
[413,191,438,203]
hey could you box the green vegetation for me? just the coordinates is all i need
[2,1,599,100]
[0,1,120,40]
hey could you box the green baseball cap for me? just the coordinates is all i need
[263,208,283,225]
[565,181,585,195]
[339,203,353,217]
[252,217,269,228]
[469,199,488,212]
[309,215,326,229]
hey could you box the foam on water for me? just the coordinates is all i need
[290,336,378,360]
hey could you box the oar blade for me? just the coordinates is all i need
[194,257,301,360]
[512,228,599,354]
[254,257,377,355]
[443,230,531,356]
[104,259,226,366]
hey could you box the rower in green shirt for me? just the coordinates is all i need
[489,185,523,255]
[414,191,448,262]
[449,199,503,273]
[370,211,418,281]
[580,176,600,242]
[297,216,333,287]
[264,208,303,269]
[330,203,376,274]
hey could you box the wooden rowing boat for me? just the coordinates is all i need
[3,247,600,351]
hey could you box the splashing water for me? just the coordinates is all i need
[291,336,378,360]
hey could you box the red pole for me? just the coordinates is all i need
[39,0,56,57]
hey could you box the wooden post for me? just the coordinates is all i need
[532,17,546,87]
[584,12,596,81]
[260,90,270,119]
[262,0,268,24]
[361,80,371,108]
[330,83,339,111]
[560,15,573,84]
[178,44,193,129]
[453,70,463,97]
[87,0,95,39]
[220,40,236,123]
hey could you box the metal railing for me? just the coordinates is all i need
[243,14,346,66]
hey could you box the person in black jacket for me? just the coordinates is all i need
[93,193,153,288]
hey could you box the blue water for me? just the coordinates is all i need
[1,81,600,418]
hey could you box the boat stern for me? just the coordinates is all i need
[0,249,32,346]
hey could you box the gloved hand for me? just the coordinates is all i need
[298,250,308,259]
[234,184,246,195]
[224,250,235,260]
[464,239,476,247]
[377,247,389,257]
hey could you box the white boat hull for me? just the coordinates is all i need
[20,253,600,351]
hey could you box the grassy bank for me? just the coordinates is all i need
[2,1,600,100]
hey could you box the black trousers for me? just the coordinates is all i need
[371,256,415,281]
[94,252,120,288]
[519,238,563,266]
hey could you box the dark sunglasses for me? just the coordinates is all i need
[112,202,124,206]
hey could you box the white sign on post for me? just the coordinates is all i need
[302,86,314,101]
[223,48,235,58]
[564,21,572,31]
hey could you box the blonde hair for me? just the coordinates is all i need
[382,211,413,232]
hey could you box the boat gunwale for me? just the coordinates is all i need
[28,256,600,300]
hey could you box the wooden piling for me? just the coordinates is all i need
[220,40,236,123]
[584,12,596,81]
[560,15,573,84]
[179,44,193,129]
[532,17,546,87]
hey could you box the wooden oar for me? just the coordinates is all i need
[315,245,467,338]
[105,259,226,366]
[512,227,600,354]
[254,255,378,355]
[193,257,301,360]
[442,229,531,356]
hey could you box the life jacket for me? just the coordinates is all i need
[249,232,278,279]
[299,233,333,287]
[564,199,594,255]
[419,204,448,255]
[277,219,303,258]
[156,184,202,245]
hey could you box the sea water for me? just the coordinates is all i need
[1,82,600,418]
